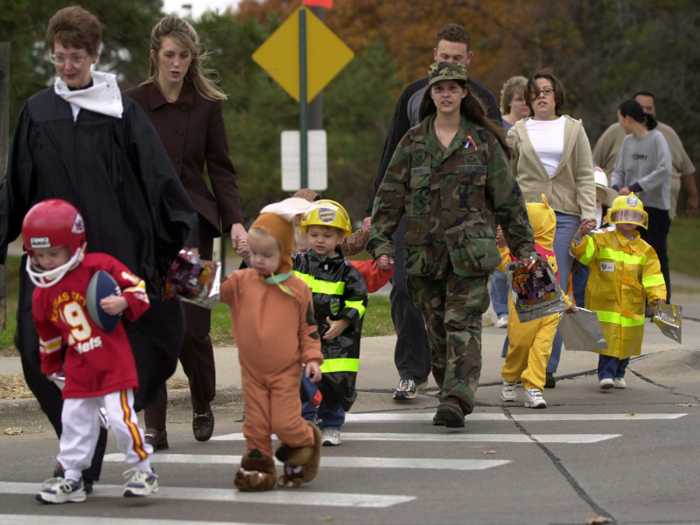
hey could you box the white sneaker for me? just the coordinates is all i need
[501,380,517,402]
[524,388,547,409]
[36,477,86,504]
[496,315,509,328]
[614,377,627,389]
[393,379,426,400]
[123,468,158,497]
[322,427,341,446]
[599,378,615,390]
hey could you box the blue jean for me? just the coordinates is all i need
[571,263,590,308]
[598,355,630,380]
[490,270,509,318]
[547,213,580,373]
[300,372,345,430]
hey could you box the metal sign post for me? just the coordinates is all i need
[299,7,308,189]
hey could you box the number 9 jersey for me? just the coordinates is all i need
[32,253,151,399]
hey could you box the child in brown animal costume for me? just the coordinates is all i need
[220,198,324,491]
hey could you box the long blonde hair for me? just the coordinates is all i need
[143,15,226,101]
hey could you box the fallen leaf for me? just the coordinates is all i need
[626,414,635,417]
[483,450,497,454]
[586,516,613,524]
[676,403,697,407]
[320,517,332,522]
[4,427,23,436]
[470,445,485,449]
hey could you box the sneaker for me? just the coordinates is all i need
[599,378,615,390]
[393,379,423,400]
[36,477,86,504]
[52,462,93,495]
[544,372,556,389]
[321,427,341,446]
[123,468,159,497]
[524,389,547,409]
[496,315,509,328]
[614,377,627,389]
[501,380,517,402]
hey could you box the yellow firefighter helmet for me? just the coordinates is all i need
[604,192,649,229]
[300,199,352,236]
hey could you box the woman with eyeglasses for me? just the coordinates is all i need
[0,6,197,491]
[506,69,596,387]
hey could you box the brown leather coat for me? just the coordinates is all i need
[124,81,242,236]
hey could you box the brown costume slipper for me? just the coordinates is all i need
[234,449,277,492]
[276,421,322,488]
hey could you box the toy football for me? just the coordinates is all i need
[86,270,122,332]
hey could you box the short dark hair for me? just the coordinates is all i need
[47,6,101,56]
[435,24,471,52]
[619,99,657,130]
[633,90,655,100]
[526,69,566,117]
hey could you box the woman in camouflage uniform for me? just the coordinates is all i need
[368,62,535,428]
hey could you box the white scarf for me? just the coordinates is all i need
[54,70,123,121]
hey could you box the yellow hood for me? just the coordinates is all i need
[525,195,557,250]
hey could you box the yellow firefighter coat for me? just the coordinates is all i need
[570,230,666,359]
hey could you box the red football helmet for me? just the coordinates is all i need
[22,199,87,287]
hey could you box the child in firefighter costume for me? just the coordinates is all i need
[498,195,575,408]
[571,193,666,389]
[220,198,324,491]
[24,200,156,504]
[293,200,368,446]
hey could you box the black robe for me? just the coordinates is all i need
[0,87,198,417]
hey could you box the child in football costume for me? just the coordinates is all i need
[24,200,156,504]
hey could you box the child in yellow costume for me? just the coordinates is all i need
[499,196,575,408]
[571,193,666,389]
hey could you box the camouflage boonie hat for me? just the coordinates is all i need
[428,61,468,86]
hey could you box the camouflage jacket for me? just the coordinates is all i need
[367,114,535,278]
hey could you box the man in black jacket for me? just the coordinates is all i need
[366,24,502,402]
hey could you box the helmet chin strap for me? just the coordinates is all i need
[26,244,87,288]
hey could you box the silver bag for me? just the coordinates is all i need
[506,254,567,323]
[654,304,682,344]
[559,308,609,351]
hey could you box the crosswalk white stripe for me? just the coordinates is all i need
[0,482,414,508]
[210,432,620,444]
[104,453,510,471]
[343,412,687,423]
[0,515,275,525]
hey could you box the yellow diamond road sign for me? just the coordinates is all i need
[252,6,354,103]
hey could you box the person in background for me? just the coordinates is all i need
[124,15,248,447]
[594,91,697,219]
[610,99,672,306]
[507,69,596,388]
[366,23,503,403]
[0,6,196,494]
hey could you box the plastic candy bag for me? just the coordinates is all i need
[654,304,682,344]
[506,254,567,323]
[164,250,221,309]
[559,308,608,351]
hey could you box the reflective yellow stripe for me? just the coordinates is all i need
[642,274,665,288]
[598,248,647,266]
[597,310,645,327]
[293,271,345,296]
[319,358,360,373]
[580,237,595,265]
[345,300,366,319]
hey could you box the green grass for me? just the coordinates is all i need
[668,217,700,278]
[0,254,394,352]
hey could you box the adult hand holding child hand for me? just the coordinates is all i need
[374,255,393,270]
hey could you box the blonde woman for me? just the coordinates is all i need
[125,15,247,447]
[500,76,530,133]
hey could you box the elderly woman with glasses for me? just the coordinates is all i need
[506,69,596,387]
[0,6,197,492]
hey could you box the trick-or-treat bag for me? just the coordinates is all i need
[505,254,568,323]
[654,304,683,344]
[164,250,221,309]
[559,308,609,351]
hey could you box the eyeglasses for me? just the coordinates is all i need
[50,54,88,66]
[532,87,555,98]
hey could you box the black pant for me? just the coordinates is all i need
[391,216,431,383]
[638,207,671,302]
[15,257,107,482]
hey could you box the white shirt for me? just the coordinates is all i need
[525,116,566,177]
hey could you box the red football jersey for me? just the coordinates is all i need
[33,253,150,398]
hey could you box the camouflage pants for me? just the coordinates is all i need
[407,267,489,415]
